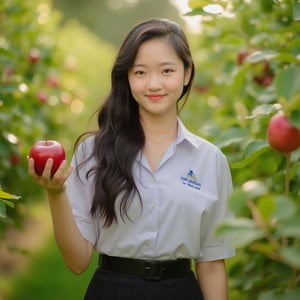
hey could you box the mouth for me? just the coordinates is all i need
[146,94,165,101]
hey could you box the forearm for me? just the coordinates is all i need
[196,259,228,300]
[47,189,93,274]
[28,158,93,273]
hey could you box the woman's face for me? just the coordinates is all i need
[128,37,191,119]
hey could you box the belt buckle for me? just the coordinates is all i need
[143,261,164,281]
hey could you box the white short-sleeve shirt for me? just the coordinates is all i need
[66,119,235,262]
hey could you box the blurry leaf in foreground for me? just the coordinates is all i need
[216,218,264,247]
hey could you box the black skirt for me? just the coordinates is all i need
[84,268,203,300]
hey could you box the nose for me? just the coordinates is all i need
[148,74,162,90]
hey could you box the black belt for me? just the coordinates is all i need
[99,255,191,281]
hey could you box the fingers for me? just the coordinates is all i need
[28,157,72,192]
[51,160,67,178]
[42,158,54,178]
[28,157,35,177]
[50,160,71,184]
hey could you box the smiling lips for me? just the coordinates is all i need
[146,94,165,101]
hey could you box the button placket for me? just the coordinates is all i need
[144,172,160,253]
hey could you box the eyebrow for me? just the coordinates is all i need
[131,62,177,68]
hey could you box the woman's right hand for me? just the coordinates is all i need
[28,157,73,194]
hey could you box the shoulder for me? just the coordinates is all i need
[73,134,95,163]
[179,120,224,157]
[190,132,222,154]
[76,134,95,151]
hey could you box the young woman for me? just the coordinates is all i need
[28,18,235,300]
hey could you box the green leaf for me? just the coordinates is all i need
[228,189,249,215]
[0,47,14,58]
[278,217,300,238]
[248,104,277,119]
[244,139,269,157]
[288,39,300,54]
[274,66,300,101]
[184,8,207,16]
[245,50,278,63]
[242,180,269,198]
[283,289,300,300]
[280,246,300,268]
[293,1,300,21]
[216,218,265,247]
[290,109,300,129]
[289,93,300,113]
[0,202,6,218]
[260,0,274,13]
[228,181,268,214]
[273,196,296,221]
[0,189,21,200]
[259,289,300,300]
[0,199,15,208]
[257,195,275,221]
[250,242,276,256]
[0,84,20,94]
[215,127,248,148]
[275,53,300,64]
[188,0,217,9]
[231,140,270,169]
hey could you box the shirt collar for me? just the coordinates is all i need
[135,118,200,168]
[176,118,199,149]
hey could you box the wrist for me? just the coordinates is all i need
[46,185,66,196]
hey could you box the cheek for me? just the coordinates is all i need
[128,78,143,95]
[167,76,185,93]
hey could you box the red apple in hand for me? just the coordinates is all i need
[29,140,65,177]
[267,113,300,153]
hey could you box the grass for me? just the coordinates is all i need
[6,236,98,300]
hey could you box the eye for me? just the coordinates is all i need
[162,68,174,75]
[134,70,146,76]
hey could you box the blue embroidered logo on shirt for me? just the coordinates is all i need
[181,170,201,190]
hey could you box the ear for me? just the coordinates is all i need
[184,63,193,86]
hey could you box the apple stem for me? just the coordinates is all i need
[45,133,48,146]
[285,152,291,198]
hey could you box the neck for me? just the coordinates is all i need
[140,114,178,143]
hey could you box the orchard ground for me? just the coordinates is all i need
[0,203,51,299]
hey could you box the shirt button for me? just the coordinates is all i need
[150,176,155,183]
[145,240,152,246]
[150,202,156,209]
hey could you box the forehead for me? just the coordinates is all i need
[133,37,181,65]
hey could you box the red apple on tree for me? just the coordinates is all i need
[29,140,65,177]
[46,75,59,88]
[253,61,274,87]
[267,113,300,153]
[237,50,251,66]
[4,66,14,76]
[28,48,40,64]
[36,90,48,104]
[10,153,21,166]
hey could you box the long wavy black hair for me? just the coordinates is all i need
[76,18,195,227]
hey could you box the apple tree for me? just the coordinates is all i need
[185,0,300,298]
[0,0,83,232]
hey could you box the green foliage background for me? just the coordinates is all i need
[51,0,184,45]
[1,0,300,299]
[185,0,300,299]
[0,0,114,229]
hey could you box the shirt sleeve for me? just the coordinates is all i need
[197,152,235,262]
[66,137,98,246]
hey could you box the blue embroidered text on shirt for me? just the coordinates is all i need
[181,170,201,190]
